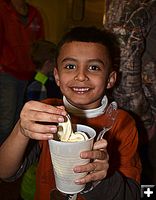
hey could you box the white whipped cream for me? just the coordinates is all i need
[57,116,88,142]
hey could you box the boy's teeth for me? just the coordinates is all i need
[73,88,89,91]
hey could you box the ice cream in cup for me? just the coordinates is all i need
[48,116,96,194]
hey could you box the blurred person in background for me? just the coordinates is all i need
[21,39,62,200]
[25,39,62,102]
[0,0,45,144]
[104,0,156,184]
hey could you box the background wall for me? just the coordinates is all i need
[28,0,105,43]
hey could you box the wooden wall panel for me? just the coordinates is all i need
[28,0,105,43]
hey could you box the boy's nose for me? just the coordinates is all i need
[74,70,89,81]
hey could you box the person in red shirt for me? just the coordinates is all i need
[0,26,141,200]
[0,0,45,144]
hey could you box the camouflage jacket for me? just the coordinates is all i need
[105,0,156,139]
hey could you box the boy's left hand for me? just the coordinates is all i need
[73,139,109,184]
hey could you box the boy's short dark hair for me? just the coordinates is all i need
[56,26,120,71]
[31,40,57,70]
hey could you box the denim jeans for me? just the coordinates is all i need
[0,72,28,144]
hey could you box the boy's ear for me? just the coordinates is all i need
[106,71,117,89]
[54,67,60,86]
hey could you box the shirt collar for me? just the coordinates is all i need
[63,95,108,118]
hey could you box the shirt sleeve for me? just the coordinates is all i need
[3,140,40,182]
[108,110,141,183]
[82,171,140,200]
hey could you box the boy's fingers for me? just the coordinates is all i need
[80,149,108,160]
[74,164,108,185]
[93,139,108,150]
[20,126,56,140]
[25,101,66,115]
[74,159,109,173]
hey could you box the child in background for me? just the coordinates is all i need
[26,40,62,101]
[0,26,141,200]
[21,40,62,200]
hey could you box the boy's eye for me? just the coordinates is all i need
[65,64,76,69]
[89,65,100,71]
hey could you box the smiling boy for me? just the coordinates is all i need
[0,26,141,200]
[54,42,115,110]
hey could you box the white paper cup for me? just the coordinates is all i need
[48,124,96,194]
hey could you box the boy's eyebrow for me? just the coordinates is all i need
[61,57,107,66]
[87,58,106,66]
[61,57,77,63]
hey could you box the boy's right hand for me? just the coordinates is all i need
[19,100,67,140]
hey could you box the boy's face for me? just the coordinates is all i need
[54,41,116,109]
